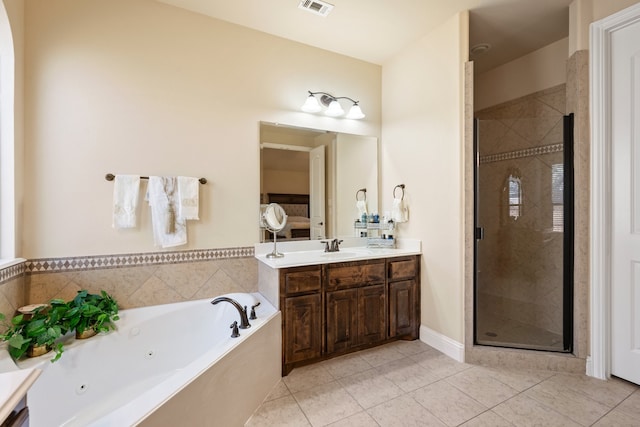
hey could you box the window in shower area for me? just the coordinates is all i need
[507,175,522,220]
[552,164,564,232]
[474,85,574,352]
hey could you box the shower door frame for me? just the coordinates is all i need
[473,114,575,353]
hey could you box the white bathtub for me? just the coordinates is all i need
[14,292,281,427]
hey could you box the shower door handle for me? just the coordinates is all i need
[475,227,484,240]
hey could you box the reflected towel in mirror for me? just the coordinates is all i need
[356,200,368,217]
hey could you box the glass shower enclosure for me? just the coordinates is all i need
[474,108,574,353]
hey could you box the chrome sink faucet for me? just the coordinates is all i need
[211,297,251,329]
[321,238,344,252]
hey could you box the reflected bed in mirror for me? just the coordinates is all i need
[260,122,379,242]
[262,194,310,241]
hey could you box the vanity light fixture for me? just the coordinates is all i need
[301,91,365,119]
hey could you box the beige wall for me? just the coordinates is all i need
[1,0,24,259]
[570,0,640,54]
[477,0,640,112]
[21,0,381,258]
[335,133,378,237]
[475,38,568,111]
[382,12,468,343]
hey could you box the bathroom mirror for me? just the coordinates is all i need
[260,122,379,241]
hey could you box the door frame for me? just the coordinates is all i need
[589,2,640,380]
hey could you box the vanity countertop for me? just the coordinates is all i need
[255,238,421,269]
[0,368,41,424]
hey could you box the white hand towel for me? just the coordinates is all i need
[147,176,187,248]
[177,176,199,220]
[356,200,368,217]
[112,175,140,229]
[391,198,409,223]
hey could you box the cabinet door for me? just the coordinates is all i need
[358,284,386,345]
[326,289,358,353]
[389,280,417,338]
[284,294,322,364]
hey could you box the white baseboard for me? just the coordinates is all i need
[419,324,465,362]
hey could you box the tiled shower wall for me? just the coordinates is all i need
[0,264,26,329]
[475,84,567,339]
[0,248,257,331]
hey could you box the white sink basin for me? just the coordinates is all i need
[320,252,358,259]
[319,249,373,260]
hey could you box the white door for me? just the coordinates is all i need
[611,13,640,385]
[309,145,326,239]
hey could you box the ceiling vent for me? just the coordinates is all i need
[298,0,334,17]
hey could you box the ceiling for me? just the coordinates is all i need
[156,0,572,73]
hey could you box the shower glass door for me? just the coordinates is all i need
[474,112,573,352]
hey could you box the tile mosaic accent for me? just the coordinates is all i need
[26,256,259,309]
[0,262,25,284]
[24,246,254,274]
[0,246,257,311]
[479,143,563,164]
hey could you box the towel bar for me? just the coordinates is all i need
[105,173,207,185]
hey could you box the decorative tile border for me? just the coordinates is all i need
[24,246,255,274]
[479,143,563,164]
[0,262,25,284]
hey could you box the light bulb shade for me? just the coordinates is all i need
[325,99,344,117]
[346,104,365,119]
[301,95,322,113]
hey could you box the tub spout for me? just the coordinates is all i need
[211,297,251,329]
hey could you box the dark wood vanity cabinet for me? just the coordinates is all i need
[280,255,420,375]
[280,266,323,367]
[326,260,386,353]
[388,256,420,338]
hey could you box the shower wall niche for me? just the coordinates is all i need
[474,84,573,352]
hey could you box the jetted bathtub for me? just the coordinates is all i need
[11,292,281,426]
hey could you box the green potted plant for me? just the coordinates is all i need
[65,290,119,339]
[0,299,70,362]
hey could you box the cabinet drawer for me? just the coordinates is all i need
[388,258,417,280]
[283,267,321,295]
[327,261,385,290]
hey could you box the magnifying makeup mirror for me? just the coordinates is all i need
[260,203,288,258]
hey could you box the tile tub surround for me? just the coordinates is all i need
[0,272,26,333]
[0,247,258,312]
[247,340,640,427]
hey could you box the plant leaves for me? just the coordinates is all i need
[11,314,24,326]
[7,334,30,349]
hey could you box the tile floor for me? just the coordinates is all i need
[245,340,640,427]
